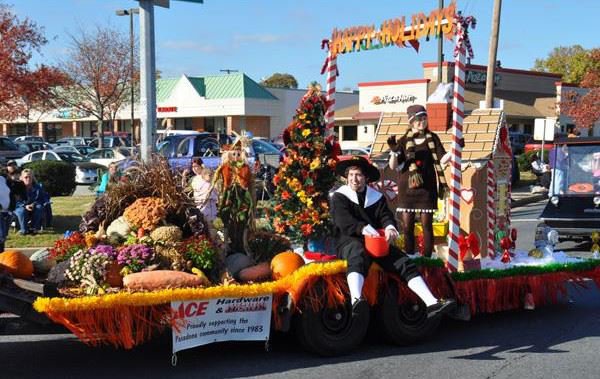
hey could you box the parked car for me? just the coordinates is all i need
[87,147,132,168]
[15,141,53,154]
[538,137,600,242]
[89,136,131,148]
[17,150,103,184]
[14,135,45,143]
[54,145,97,156]
[509,132,529,155]
[524,138,554,154]
[0,137,25,165]
[54,137,89,147]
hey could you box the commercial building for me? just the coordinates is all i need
[1,72,358,142]
[334,61,595,150]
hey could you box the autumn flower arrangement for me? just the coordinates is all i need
[123,197,167,231]
[179,236,218,271]
[49,231,87,262]
[65,249,112,295]
[117,244,154,274]
[271,84,339,242]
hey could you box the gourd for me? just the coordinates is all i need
[0,251,34,279]
[270,251,305,280]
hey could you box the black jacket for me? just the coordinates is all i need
[331,185,396,248]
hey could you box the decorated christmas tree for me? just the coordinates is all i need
[271,84,339,243]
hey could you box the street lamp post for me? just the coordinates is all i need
[116,8,139,143]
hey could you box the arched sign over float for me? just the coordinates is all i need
[320,0,476,271]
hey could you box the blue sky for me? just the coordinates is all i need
[11,0,599,90]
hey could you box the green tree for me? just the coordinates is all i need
[533,45,600,84]
[260,73,298,89]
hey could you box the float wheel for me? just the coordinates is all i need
[376,285,440,345]
[294,280,369,356]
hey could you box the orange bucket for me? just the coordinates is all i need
[364,229,389,257]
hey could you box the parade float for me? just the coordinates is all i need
[2,2,600,360]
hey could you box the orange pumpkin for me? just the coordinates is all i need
[0,251,34,279]
[270,251,305,280]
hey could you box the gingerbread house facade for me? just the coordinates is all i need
[370,108,512,265]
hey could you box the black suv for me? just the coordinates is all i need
[0,137,25,165]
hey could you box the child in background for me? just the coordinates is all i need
[192,165,218,224]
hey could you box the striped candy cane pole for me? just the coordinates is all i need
[487,159,496,258]
[447,24,467,272]
[324,52,337,133]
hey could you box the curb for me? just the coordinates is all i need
[511,193,547,208]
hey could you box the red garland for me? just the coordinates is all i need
[453,268,600,315]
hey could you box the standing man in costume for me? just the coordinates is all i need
[331,156,455,317]
[387,104,450,257]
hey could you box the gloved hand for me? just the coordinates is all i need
[387,136,400,152]
[362,224,379,237]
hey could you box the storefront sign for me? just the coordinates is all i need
[371,94,417,105]
[158,106,178,112]
[53,108,89,119]
[465,70,500,85]
[171,295,272,353]
[329,1,456,57]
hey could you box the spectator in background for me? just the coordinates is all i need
[6,160,20,181]
[0,172,11,252]
[97,162,120,195]
[549,145,569,196]
[567,126,581,138]
[14,169,44,235]
[530,153,551,189]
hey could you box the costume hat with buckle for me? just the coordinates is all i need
[335,156,380,183]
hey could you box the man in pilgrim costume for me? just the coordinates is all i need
[331,156,455,317]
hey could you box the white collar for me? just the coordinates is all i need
[335,185,382,208]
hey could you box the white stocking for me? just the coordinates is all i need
[347,272,365,304]
[407,276,437,306]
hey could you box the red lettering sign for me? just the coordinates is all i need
[157,106,177,112]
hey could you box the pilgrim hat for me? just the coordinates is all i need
[335,156,380,183]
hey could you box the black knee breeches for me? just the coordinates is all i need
[338,238,419,282]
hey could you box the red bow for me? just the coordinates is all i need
[458,232,480,261]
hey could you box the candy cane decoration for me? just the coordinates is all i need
[321,40,338,135]
[487,159,496,258]
[447,15,475,272]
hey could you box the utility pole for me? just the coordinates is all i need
[485,0,502,108]
[437,0,444,83]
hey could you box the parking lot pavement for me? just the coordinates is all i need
[73,184,96,196]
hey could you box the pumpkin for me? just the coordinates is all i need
[270,251,305,280]
[0,251,34,279]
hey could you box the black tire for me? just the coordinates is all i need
[293,280,369,356]
[376,285,440,345]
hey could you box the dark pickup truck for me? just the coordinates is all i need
[157,133,281,171]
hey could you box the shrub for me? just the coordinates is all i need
[24,160,76,196]
[517,149,550,172]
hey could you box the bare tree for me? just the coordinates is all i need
[52,26,137,148]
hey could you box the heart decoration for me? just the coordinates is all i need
[461,188,475,204]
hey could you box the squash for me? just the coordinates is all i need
[123,270,208,290]
[238,262,272,282]
[29,248,56,275]
[270,251,305,280]
[0,251,34,279]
